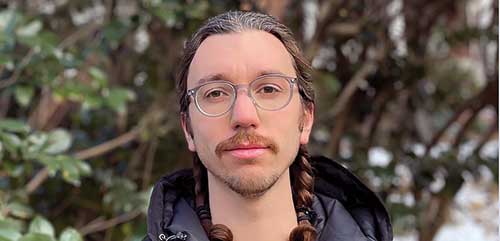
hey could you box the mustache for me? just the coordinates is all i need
[215,130,279,158]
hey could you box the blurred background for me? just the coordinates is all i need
[0,0,498,241]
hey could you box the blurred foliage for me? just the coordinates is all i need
[0,0,497,241]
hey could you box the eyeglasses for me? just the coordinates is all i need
[187,74,296,117]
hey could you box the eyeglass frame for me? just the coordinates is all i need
[186,74,297,117]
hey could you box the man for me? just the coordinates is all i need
[144,11,392,241]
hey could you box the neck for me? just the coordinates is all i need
[208,169,297,241]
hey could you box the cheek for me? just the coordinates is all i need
[190,111,226,151]
[191,115,210,143]
[268,101,303,145]
[270,112,302,166]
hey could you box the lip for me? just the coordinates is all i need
[225,146,268,159]
[226,144,267,151]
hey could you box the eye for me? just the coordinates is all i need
[205,89,228,98]
[257,85,282,94]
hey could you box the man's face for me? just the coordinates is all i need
[181,30,314,197]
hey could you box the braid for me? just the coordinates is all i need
[192,154,211,233]
[192,154,233,241]
[289,145,318,241]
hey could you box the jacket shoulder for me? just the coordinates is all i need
[311,156,393,241]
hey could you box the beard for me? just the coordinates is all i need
[211,165,286,198]
[203,129,291,198]
[193,111,308,198]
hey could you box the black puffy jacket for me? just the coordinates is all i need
[143,156,393,241]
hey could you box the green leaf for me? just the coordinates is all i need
[142,0,161,7]
[37,155,60,176]
[0,219,22,241]
[0,217,24,229]
[59,228,82,241]
[6,202,34,219]
[81,94,103,110]
[103,20,129,45]
[1,133,22,156]
[186,1,209,19]
[75,160,91,176]
[16,20,42,37]
[0,236,13,241]
[38,155,84,185]
[102,177,145,213]
[25,133,48,159]
[0,54,9,65]
[59,157,81,186]
[0,34,14,52]
[88,67,107,89]
[56,51,80,68]
[37,31,58,54]
[63,81,92,102]
[326,75,340,95]
[19,233,55,241]
[0,230,21,241]
[27,133,48,146]
[0,219,22,232]
[44,129,72,154]
[1,133,22,146]
[18,31,58,55]
[0,10,18,33]
[104,88,136,114]
[150,3,179,27]
[14,86,34,107]
[27,133,48,151]
[0,142,3,161]
[0,119,30,133]
[28,216,55,237]
[0,10,17,52]
[9,165,24,178]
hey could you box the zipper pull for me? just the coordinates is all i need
[159,231,189,241]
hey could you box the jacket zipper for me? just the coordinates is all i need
[159,231,189,241]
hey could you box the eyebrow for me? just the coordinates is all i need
[197,73,228,85]
[196,70,288,85]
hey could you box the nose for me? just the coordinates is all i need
[230,89,260,130]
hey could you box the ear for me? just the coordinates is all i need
[299,104,314,145]
[181,113,196,152]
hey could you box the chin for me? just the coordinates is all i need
[222,168,283,198]
[226,175,276,198]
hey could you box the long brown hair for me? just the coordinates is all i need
[177,11,317,241]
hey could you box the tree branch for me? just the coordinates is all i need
[418,196,452,241]
[473,115,498,155]
[78,209,142,236]
[57,21,102,50]
[364,89,392,147]
[73,127,141,160]
[327,105,350,157]
[424,103,470,155]
[304,0,348,60]
[25,127,141,194]
[326,45,384,118]
[126,141,148,179]
[0,48,35,89]
[425,80,495,155]
[142,138,158,189]
[452,106,483,147]
[0,91,11,118]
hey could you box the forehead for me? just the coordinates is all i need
[187,30,295,87]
